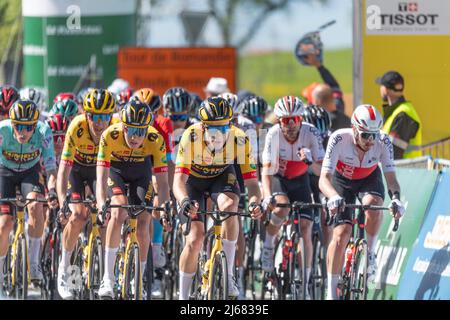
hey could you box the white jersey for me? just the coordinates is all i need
[262,122,325,179]
[321,128,395,180]
[235,115,258,161]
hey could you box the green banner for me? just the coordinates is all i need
[367,168,439,300]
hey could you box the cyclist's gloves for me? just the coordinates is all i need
[327,195,345,213]
[261,196,275,212]
[179,198,197,219]
[248,202,262,219]
[299,147,313,165]
[389,199,405,217]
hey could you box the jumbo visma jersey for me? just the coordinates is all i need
[0,119,56,172]
[175,123,257,179]
[96,122,168,173]
[61,114,119,167]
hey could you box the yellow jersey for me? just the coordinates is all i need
[97,122,168,173]
[175,123,257,180]
[61,114,118,167]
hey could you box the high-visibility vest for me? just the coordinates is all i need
[383,101,422,159]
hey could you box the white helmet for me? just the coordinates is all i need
[274,95,305,118]
[20,87,45,112]
[351,104,383,132]
[219,92,240,115]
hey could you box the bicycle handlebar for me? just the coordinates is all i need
[183,210,252,236]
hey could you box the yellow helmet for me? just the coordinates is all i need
[133,88,155,104]
[198,97,233,125]
[83,89,115,114]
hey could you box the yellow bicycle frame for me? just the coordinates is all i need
[85,211,102,289]
[10,208,30,287]
[120,216,142,300]
[202,225,223,297]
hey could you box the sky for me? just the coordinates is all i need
[144,0,353,52]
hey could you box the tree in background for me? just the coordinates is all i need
[207,0,327,49]
[0,0,22,85]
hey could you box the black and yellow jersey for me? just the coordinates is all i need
[175,123,257,179]
[97,122,168,173]
[61,114,119,167]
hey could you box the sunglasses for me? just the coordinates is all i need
[124,125,147,137]
[204,124,230,134]
[280,116,302,125]
[13,124,36,132]
[359,132,379,140]
[87,113,112,123]
[170,114,189,122]
[250,116,263,124]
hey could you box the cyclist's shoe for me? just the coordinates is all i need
[98,279,115,299]
[228,276,240,299]
[151,278,163,299]
[261,247,275,272]
[57,265,75,300]
[30,263,43,282]
[153,245,166,268]
[367,252,377,283]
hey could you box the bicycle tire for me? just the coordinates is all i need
[123,243,141,300]
[40,232,51,300]
[144,243,153,300]
[72,237,86,299]
[2,244,12,297]
[51,229,62,300]
[14,235,28,300]
[208,251,228,300]
[350,239,368,300]
[311,231,327,300]
[297,236,307,300]
[88,237,103,300]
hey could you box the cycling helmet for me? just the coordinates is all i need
[20,87,45,110]
[241,96,268,118]
[198,97,233,124]
[189,93,203,119]
[351,104,383,133]
[53,92,76,103]
[116,88,134,109]
[133,88,161,112]
[83,89,115,114]
[76,87,92,106]
[46,113,69,135]
[219,92,239,115]
[163,87,191,113]
[120,99,153,128]
[0,85,19,115]
[302,105,331,136]
[274,96,305,118]
[51,99,79,119]
[9,99,40,124]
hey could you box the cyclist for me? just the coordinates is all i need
[0,100,58,287]
[188,92,203,121]
[115,87,134,112]
[133,88,171,280]
[0,85,19,121]
[302,105,333,245]
[319,104,405,300]
[261,96,325,299]
[53,92,76,104]
[50,99,79,122]
[173,96,262,300]
[96,99,170,299]
[20,87,48,121]
[46,114,70,167]
[56,88,117,299]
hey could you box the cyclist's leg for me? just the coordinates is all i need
[234,164,246,296]
[103,169,129,285]
[310,173,332,246]
[265,175,290,249]
[326,172,355,300]
[150,175,165,268]
[178,176,206,300]
[22,166,46,273]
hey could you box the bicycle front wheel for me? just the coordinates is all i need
[14,235,28,300]
[311,232,327,300]
[208,251,228,300]
[88,237,104,300]
[123,244,141,300]
[350,239,368,300]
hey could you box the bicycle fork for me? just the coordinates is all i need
[11,209,29,287]
[121,217,142,300]
[203,225,222,296]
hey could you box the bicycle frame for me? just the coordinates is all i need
[203,224,223,296]
[10,206,29,288]
[86,209,102,289]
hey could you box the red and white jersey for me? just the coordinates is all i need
[321,128,395,180]
[262,123,325,179]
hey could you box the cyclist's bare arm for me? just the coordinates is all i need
[96,165,110,211]
[384,171,401,195]
[47,169,57,192]
[173,172,189,204]
[244,178,262,206]
[56,162,72,206]
[319,171,339,199]
[261,165,273,199]
[152,171,170,219]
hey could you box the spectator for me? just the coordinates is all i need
[376,71,422,159]
[303,54,345,113]
[312,84,350,132]
[204,77,229,97]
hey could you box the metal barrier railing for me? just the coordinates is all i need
[394,156,434,170]
[415,136,450,160]
[432,158,450,171]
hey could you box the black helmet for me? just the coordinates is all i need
[9,99,40,124]
[198,97,233,124]
[120,99,153,127]
[163,87,191,113]
[302,105,331,137]
[241,96,268,119]
[189,92,203,119]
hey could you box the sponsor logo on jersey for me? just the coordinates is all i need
[2,150,40,164]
